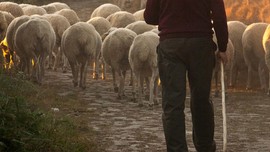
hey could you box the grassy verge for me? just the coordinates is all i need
[0,71,101,152]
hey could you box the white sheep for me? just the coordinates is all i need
[113,0,146,13]
[1,11,15,26]
[48,2,70,11]
[0,2,24,17]
[90,3,121,19]
[5,15,30,70]
[22,5,47,16]
[19,4,32,8]
[41,4,57,14]
[129,31,159,106]
[14,18,56,84]
[86,17,112,80]
[43,14,70,72]
[86,16,111,37]
[262,24,270,96]
[125,20,155,35]
[0,11,7,42]
[55,8,80,25]
[102,28,136,98]
[133,9,144,21]
[106,11,136,28]
[213,38,234,97]
[150,27,160,34]
[242,22,269,91]
[0,11,7,69]
[227,21,248,88]
[61,22,102,89]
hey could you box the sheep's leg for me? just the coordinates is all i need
[47,50,54,70]
[40,55,46,77]
[79,64,83,88]
[80,60,88,89]
[31,56,40,84]
[94,57,99,80]
[151,68,159,105]
[112,68,118,92]
[131,71,136,102]
[118,70,126,99]
[39,55,46,84]
[137,72,143,106]
[230,62,238,87]
[246,65,253,90]
[37,56,43,85]
[258,61,267,92]
[53,47,60,71]
[23,58,30,77]
[129,70,133,86]
[144,77,150,100]
[101,59,106,80]
[154,75,159,105]
[70,61,78,87]
[149,74,155,106]
[62,53,69,73]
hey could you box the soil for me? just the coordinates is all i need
[42,0,270,151]
[43,68,270,152]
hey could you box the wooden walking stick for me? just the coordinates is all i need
[220,61,227,152]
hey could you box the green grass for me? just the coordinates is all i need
[0,71,101,152]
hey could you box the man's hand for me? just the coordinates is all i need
[216,51,228,64]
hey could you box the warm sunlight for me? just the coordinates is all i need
[0,37,13,69]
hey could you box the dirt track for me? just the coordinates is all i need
[42,0,270,151]
[43,67,270,152]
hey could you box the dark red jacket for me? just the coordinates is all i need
[144,0,228,52]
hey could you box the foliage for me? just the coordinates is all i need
[0,73,97,152]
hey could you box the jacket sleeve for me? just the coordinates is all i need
[144,0,160,25]
[211,0,228,52]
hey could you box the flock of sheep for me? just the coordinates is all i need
[0,1,158,106]
[0,1,269,108]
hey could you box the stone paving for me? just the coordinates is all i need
[44,68,270,152]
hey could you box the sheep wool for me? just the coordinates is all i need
[262,24,270,95]
[87,16,111,37]
[133,9,145,21]
[22,5,47,16]
[55,9,80,25]
[14,18,56,84]
[0,11,7,42]
[41,4,57,14]
[106,11,136,28]
[227,21,247,87]
[61,22,102,89]
[90,3,121,19]
[242,22,269,91]
[6,15,30,69]
[1,11,15,26]
[129,31,159,106]
[48,2,70,11]
[43,14,71,71]
[125,20,155,35]
[0,2,24,17]
[102,28,137,99]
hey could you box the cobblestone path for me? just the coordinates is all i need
[44,69,270,152]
